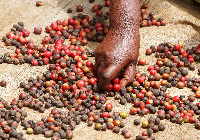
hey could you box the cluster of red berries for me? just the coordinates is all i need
[0,97,28,140]
[133,117,165,139]
[140,3,166,27]
[2,22,29,47]
[2,32,200,140]
[0,22,96,67]
[3,2,200,140]
[12,35,133,138]
[107,77,121,92]
[146,43,200,91]
[42,10,109,45]
[0,16,198,140]
[131,43,200,129]
[0,22,137,138]
[2,3,166,48]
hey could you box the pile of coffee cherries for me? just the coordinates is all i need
[140,3,166,27]
[2,3,166,48]
[5,2,200,140]
[1,35,200,139]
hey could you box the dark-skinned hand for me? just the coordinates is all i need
[95,28,140,90]
[94,0,140,90]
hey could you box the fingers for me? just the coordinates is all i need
[119,63,136,88]
[94,63,99,76]
[98,63,125,90]
[97,62,108,80]
[94,57,102,76]
[94,50,104,77]
[94,50,101,61]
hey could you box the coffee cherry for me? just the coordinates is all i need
[105,0,109,7]
[124,132,131,138]
[96,10,103,16]
[119,112,127,119]
[0,81,7,87]
[27,128,33,134]
[112,77,120,84]
[31,60,38,66]
[95,123,102,130]
[113,120,121,126]
[67,8,73,13]
[158,124,165,131]
[177,81,184,89]
[138,58,146,65]
[142,120,149,128]
[22,30,30,37]
[196,91,200,98]
[36,1,43,6]
[77,5,83,12]
[134,119,141,125]
[113,126,120,133]
[34,27,42,34]
[105,103,113,112]
[113,84,120,92]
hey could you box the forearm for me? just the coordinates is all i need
[95,0,140,90]
[109,0,140,33]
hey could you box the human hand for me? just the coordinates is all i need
[95,28,140,90]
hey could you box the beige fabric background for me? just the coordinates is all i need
[0,0,200,139]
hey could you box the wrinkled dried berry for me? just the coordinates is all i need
[134,119,141,125]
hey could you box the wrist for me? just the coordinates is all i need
[109,0,140,31]
[108,27,139,41]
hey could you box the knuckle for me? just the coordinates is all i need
[104,52,110,57]
[102,72,111,81]
[104,52,111,60]
[131,60,137,66]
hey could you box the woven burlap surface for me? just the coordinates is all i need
[0,0,200,139]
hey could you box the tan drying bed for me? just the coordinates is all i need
[0,0,200,139]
